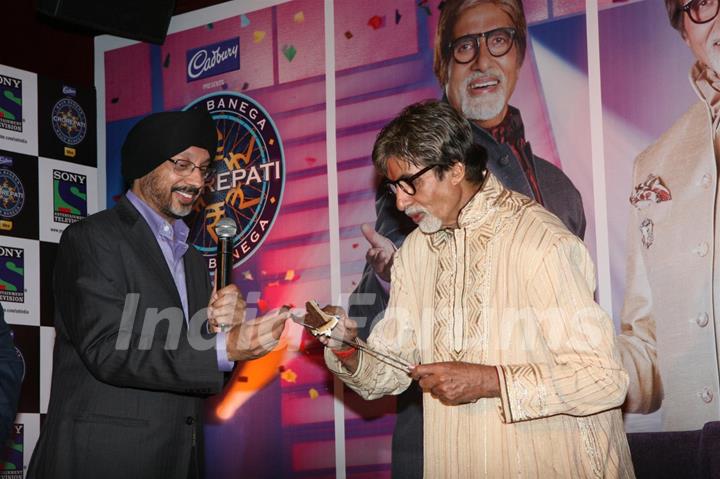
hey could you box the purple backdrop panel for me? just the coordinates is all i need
[275,108,327,142]
[553,0,585,17]
[345,434,393,468]
[282,391,335,426]
[277,0,326,83]
[247,79,328,113]
[524,0,550,23]
[104,43,153,121]
[337,87,439,132]
[334,0,419,71]
[284,139,327,173]
[291,439,337,471]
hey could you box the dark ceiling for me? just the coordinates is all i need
[1,0,235,86]
[174,0,230,15]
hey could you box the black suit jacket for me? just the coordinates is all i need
[347,113,586,479]
[28,196,224,479]
[0,304,22,444]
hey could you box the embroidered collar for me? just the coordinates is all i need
[427,170,537,254]
[428,173,513,249]
[691,61,720,131]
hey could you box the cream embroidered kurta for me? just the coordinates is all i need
[327,174,634,478]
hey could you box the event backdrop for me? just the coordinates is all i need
[0,63,98,477]
[96,0,597,477]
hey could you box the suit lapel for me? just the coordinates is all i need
[115,196,184,311]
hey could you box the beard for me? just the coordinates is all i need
[455,70,507,122]
[405,205,443,234]
[138,172,200,219]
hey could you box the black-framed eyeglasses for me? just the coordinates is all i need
[167,158,216,180]
[386,164,439,196]
[682,0,719,24]
[448,27,516,64]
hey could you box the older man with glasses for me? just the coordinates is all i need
[323,100,634,478]
[619,0,720,432]
[347,1,586,477]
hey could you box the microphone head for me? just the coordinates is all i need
[215,217,237,239]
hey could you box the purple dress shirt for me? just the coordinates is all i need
[126,191,233,371]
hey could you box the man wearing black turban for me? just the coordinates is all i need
[28,109,289,479]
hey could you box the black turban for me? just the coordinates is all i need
[121,109,218,181]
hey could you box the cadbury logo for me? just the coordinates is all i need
[187,38,240,82]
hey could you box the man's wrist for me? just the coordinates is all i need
[478,364,500,398]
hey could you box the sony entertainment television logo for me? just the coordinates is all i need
[53,169,87,224]
[0,246,24,304]
[0,74,23,133]
[0,423,23,477]
[186,38,240,82]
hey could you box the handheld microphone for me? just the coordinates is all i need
[214,217,237,289]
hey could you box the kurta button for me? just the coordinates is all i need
[185,416,194,425]
[696,312,710,327]
[693,242,709,257]
[700,173,712,188]
[700,387,714,404]
[499,155,510,166]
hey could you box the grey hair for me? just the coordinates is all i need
[665,0,685,34]
[372,100,487,184]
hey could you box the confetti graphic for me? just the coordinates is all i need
[257,298,269,313]
[280,368,297,383]
[368,15,385,30]
[253,31,266,43]
[282,44,298,62]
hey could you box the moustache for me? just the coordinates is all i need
[172,185,201,196]
[405,205,427,217]
[464,69,505,85]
